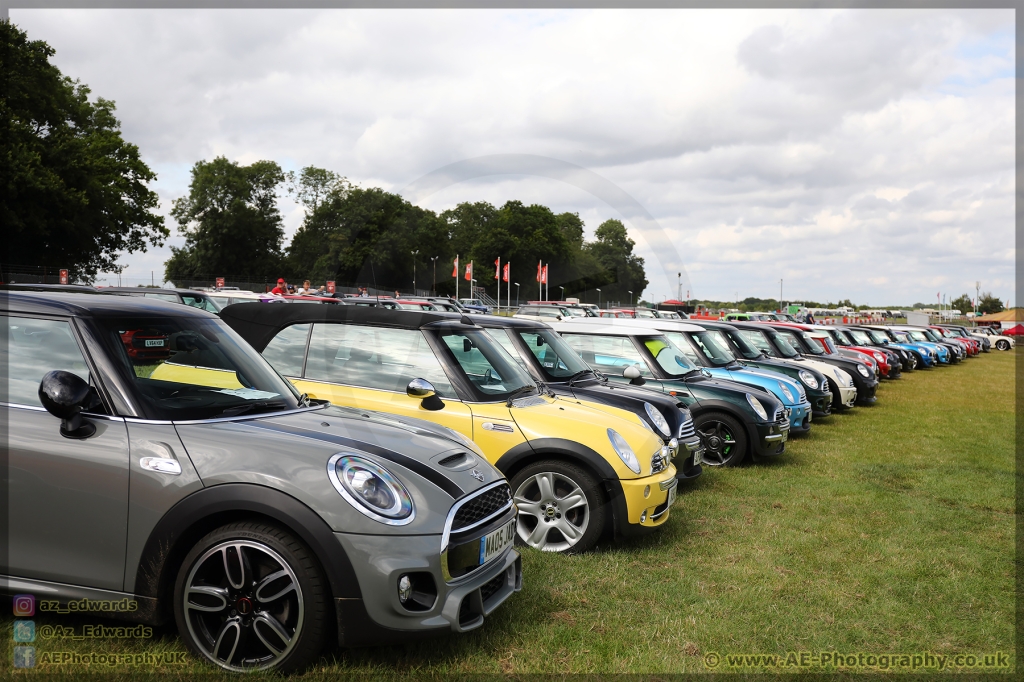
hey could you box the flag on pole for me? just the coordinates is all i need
[502,263,509,283]
[465,262,473,281]
[452,256,459,278]
[541,265,548,284]
[494,257,501,279]
[536,262,542,282]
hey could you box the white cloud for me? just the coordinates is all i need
[10,7,1014,305]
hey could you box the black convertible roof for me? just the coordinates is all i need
[219,302,459,352]
[1,291,213,318]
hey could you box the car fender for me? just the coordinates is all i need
[133,482,362,622]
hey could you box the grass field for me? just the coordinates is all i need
[5,351,1015,677]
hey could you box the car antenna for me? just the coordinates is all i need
[460,313,475,325]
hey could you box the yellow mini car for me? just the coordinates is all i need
[221,304,678,553]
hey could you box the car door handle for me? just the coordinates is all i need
[139,457,181,475]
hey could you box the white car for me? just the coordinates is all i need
[972,326,1015,351]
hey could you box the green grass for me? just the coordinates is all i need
[5,351,1015,677]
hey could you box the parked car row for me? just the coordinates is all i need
[0,288,1003,673]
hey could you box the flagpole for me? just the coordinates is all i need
[538,259,541,300]
[455,254,459,301]
[507,263,511,312]
[496,257,500,313]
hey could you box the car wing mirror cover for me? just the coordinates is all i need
[407,378,445,411]
[623,365,646,385]
[38,370,98,439]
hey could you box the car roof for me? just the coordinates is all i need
[219,302,465,352]
[456,314,549,329]
[1,283,99,293]
[2,290,214,318]
[546,321,659,336]
[99,286,209,295]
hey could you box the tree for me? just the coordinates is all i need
[977,292,1004,315]
[165,157,286,282]
[949,293,973,314]
[287,166,350,213]
[2,21,166,282]
[581,219,648,304]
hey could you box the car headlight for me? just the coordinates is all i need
[834,368,853,387]
[872,352,884,362]
[798,370,818,390]
[644,402,671,438]
[668,437,679,456]
[745,393,769,421]
[328,454,414,525]
[856,364,870,377]
[607,429,641,474]
[778,383,794,402]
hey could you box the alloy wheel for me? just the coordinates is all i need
[697,420,737,466]
[513,471,590,552]
[182,540,303,671]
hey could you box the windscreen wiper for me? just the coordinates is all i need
[506,385,538,407]
[216,401,287,418]
[566,369,596,386]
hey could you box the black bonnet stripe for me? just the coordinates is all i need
[246,420,465,499]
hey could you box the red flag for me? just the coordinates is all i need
[494,257,500,279]
[502,263,510,283]
[465,262,473,281]
[452,256,459,278]
[536,262,542,282]
[541,265,548,284]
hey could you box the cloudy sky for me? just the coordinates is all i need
[12,8,1015,306]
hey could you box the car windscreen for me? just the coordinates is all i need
[181,294,221,313]
[893,331,911,343]
[435,328,535,400]
[848,329,873,345]
[642,335,700,377]
[513,329,591,380]
[562,307,588,317]
[97,316,301,421]
[908,331,929,341]
[830,330,852,345]
[679,329,736,366]
[723,329,762,360]
[866,330,892,344]
[795,331,826,354]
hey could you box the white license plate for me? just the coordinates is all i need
[479,518,516,565]
[145,339,165,347]
[667,481,678,508]
[781,430,789,443]
[693,448,703,466]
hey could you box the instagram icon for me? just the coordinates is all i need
[13,594,35,617]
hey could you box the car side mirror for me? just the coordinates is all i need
[407,378,445,411]
[463,338,473,353]
[38,370,99,439]
[537,337,545,347]
[622,365,646,386]
[556,315,563,321]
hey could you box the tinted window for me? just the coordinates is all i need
[96,316,300,421]
[483,329,529,370]
[437,329,534,399]
[181,294,221,313]
[517,329,590,380]
[3,317,91,407]
[262,324,310,377]
[305,324,455,397]
[560,334,650,376]
[682,330,735,366]
[724,329,762,360]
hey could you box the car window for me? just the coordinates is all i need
[3,317,92,407]
[517,329,590,380]
[305,324,455,397]
[634,309,657,318]
[143,292,181,304]
[723,329,761,359]
[560,334,651,376]
[848,329,873,345]
[262,324,310,377]
[483,329,529,370]
[181,294,221,313]
[437,329,534,399]
[682,330,735,366]
[563,307,587,317]
[766,330,800,357]
[643,335,698,376]
[97,316,300,421]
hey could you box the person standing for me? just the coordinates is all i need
[297,280,314,295]
[271,278,287,295]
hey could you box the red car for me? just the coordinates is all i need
[819,327,899,378]
[119,328,171,362]
[929,325,979,356]
[763,321,881,378]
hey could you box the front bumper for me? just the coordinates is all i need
[855,378,878,404]
[674,436,704,482]
[334,521,522,644]
[611,465,679,537]
[808,389,832,417]
[787,401,812,433]
[830,379,858,408]
[750,418,790,459]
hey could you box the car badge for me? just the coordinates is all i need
[469,469,485,482]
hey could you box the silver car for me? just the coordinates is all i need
[1,292,521,673]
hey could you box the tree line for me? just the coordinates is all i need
[165,159,649,303]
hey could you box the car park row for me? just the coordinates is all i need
[0,285,1008,673]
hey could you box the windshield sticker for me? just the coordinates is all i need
[215,388,281,400]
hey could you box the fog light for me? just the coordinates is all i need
[668,437,679,456]
[398,575,412,604]
[640,510,648,523]
[644,485,651,498]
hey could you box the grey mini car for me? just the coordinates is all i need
[1,292,521,673]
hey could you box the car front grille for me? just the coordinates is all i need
[774,407,785,422]
[678,418,696,441]
[451,484,512,532]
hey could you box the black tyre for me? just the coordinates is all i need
[173,521,329,673]
[996,340,1009,351]
[509,460,606,554]
[694,411,748,467]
